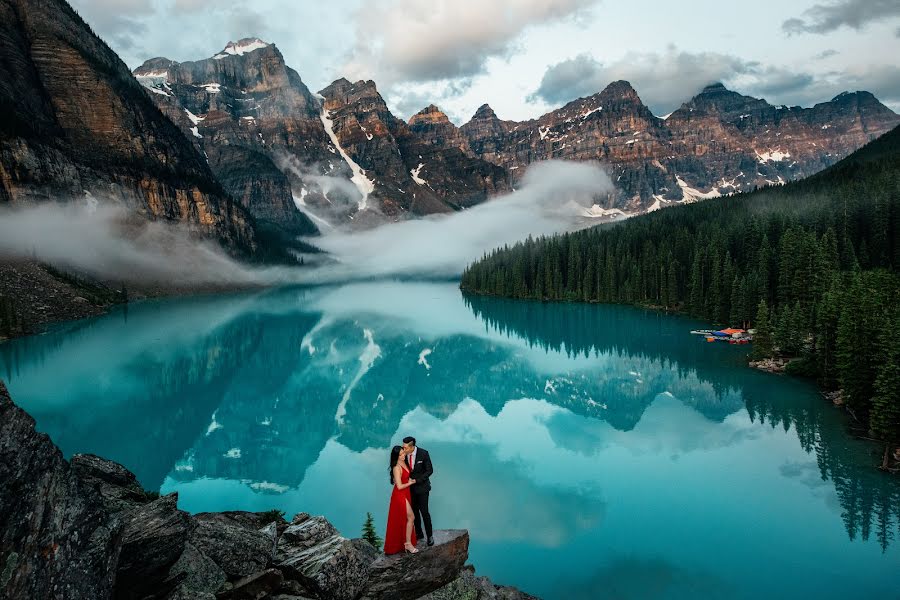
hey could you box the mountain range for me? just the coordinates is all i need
[135,38,900,230]
[2,0,899,256]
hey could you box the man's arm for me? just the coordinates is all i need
[419,449,434,482]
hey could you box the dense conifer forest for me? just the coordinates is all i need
[461,126,900,461]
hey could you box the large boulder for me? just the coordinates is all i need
[165,541,227,599]
[417,565,540,600]
[360,530,470,600]
[114,493,195,599]
[71,453,151,512]
[0,381,123,600]
[217,567,284,599]
[274,515,373,600]
[191,515,275,579]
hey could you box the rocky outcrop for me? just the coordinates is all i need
[0,381,535,599]
[460,81,900,211]
[0,0,258,254]
[115,494,194,599]
[419,565,540,600]
[0,381,122,600]
[275,514,375,600]
[359,529,469,600]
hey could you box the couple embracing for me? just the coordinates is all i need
[383,436,434,554]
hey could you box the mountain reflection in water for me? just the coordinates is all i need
[2,281,898,599]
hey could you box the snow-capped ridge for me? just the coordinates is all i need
[215,38,270,59]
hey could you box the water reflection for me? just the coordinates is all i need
[2,282,899,599]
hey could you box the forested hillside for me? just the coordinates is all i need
[461,125,900,462]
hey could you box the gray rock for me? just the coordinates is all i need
[273,577,317,597]
[417,565,540,600]
[115,493,194,598]
[360,530,469,600]
[216,567,284,599]
[191,518,274,579]
[275,516,373,600]
[164,542,227,597]
[71,453,150,512]
[0,381,122,600]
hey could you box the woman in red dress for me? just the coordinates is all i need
[383,444,418,554]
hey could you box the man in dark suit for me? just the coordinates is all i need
[402,436,434,546]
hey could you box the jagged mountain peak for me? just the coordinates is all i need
[598,79,639,97]
[473,103,496,117]
[214,38,270,59]
[829,90,883,106]
[700,82,728,93]
[133,57,177,75]
[409,104,451,126]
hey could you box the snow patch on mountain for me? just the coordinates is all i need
[583,204,626,219]
[418,348,432,370]
[755,149,791,163]
[335,328,381,425]
[319,107,375,210]
[219,38,269,57]
[676,175,721,202]
[410,163,426,185]
[184,109,204,125]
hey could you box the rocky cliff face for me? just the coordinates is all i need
[0,0,257,254]
[133,39,324,238]
[316,78,511,220]
[136,53,510,229]
[0,381,535,600]
[460,81,900,211]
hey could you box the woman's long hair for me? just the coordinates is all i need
[389,445,402,484]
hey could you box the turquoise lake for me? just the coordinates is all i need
[2,281,899,599]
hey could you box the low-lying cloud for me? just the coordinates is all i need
[0,161,612,289]
[309,160,613,281]
[0,202,269,286]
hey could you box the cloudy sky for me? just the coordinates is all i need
[71,0,900,123]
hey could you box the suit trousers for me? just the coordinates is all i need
[410,487,432,539]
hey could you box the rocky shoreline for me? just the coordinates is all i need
[747,357,789,374]
[0,258,269,342]
[0,381,536,599]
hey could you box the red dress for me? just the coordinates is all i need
[383,464,416,554]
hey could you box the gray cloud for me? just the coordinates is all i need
[783,0,900,35]
[72,0,154,51]
[312,160,614,281]
[388,80,474,122]
[528,48,749,115]
[172,0,213,12]
[529,47,900,115]
[343,0,598,85]
[814,48,839,59]
[0,202,273,286]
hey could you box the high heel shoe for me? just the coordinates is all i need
[404,543,418,554]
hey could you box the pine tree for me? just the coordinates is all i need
[752,300,774,360]
[870,313,900,462]
[361,512,382,549]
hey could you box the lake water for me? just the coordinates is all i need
[2,281,898,599]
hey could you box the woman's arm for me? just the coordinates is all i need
[393,465,415,490]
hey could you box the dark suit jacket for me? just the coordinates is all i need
[407,447,433,493]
